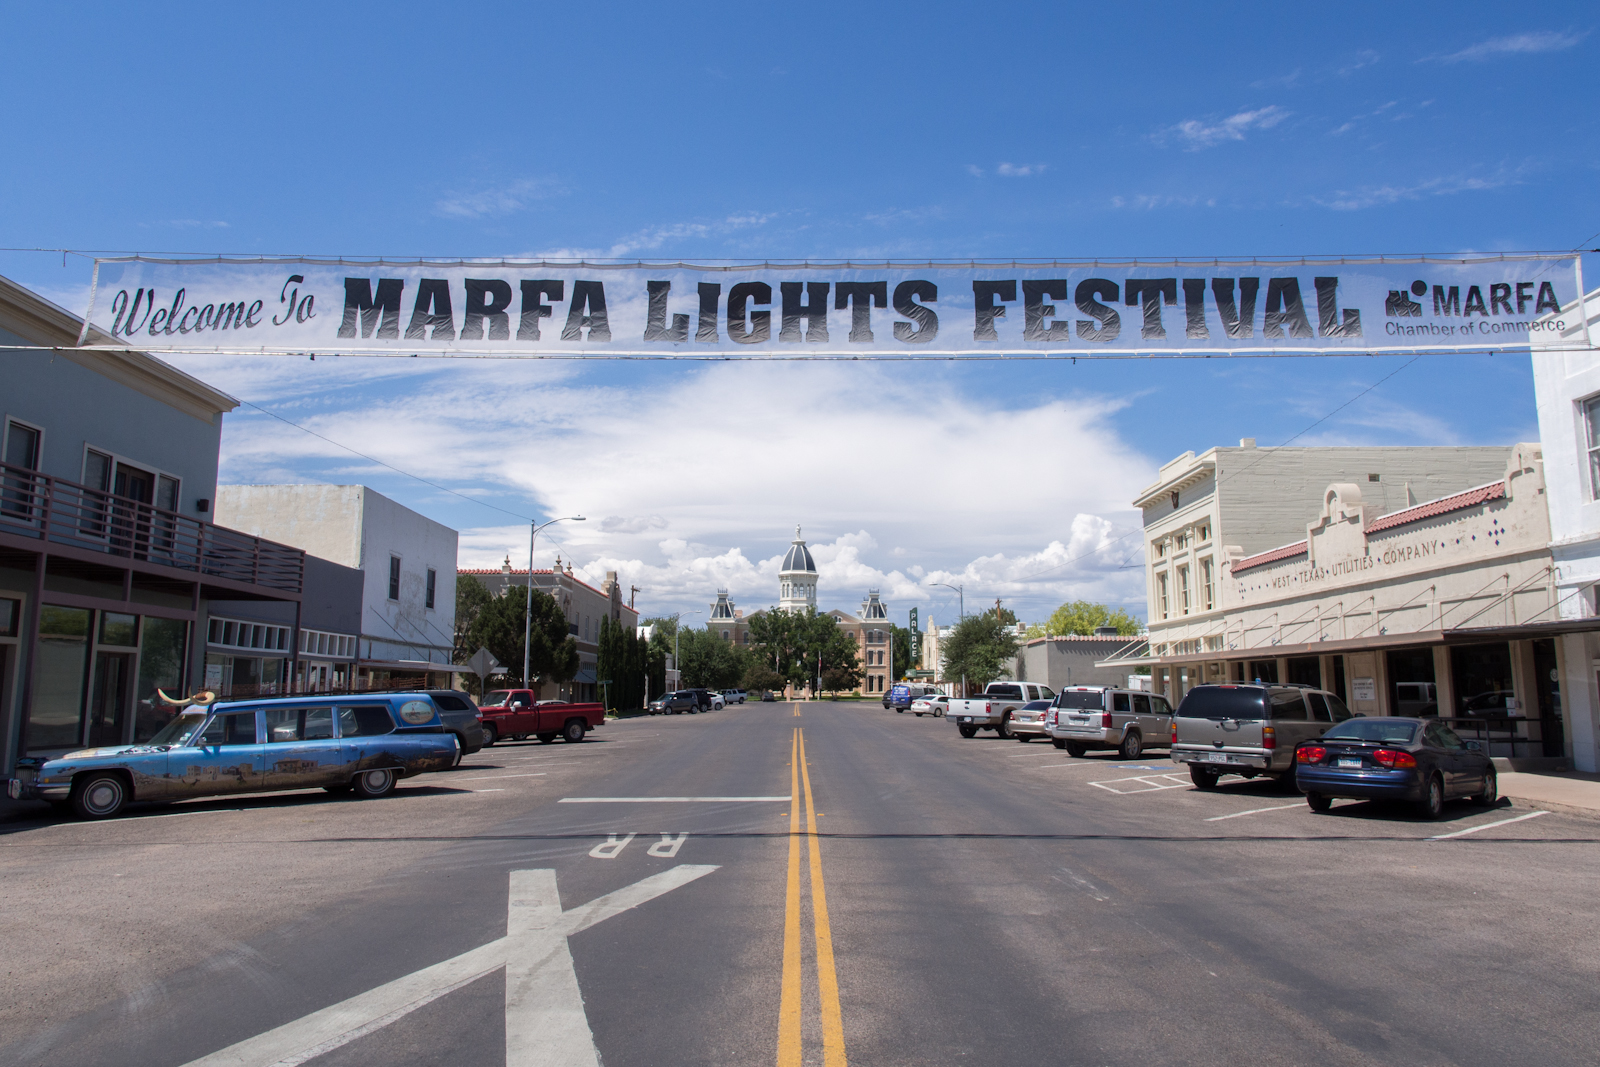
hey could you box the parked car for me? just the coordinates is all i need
[1170,684,1354,789]
[650,691,701,714]
[760,690,777,702]
[419,689,485,764]
[478,689,606,743]
[1046,686,1175,758]
[910,693,948,717]
[1295,717,1497,817]
[721,689,747,704]
[948,682,1057,738]
[887,682,941,712]
[681,688,720,711]
[6,693,459,819]
[1009,699,1056,741]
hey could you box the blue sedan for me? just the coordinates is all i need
[1294,717,1497,818]
[7,693,460,819]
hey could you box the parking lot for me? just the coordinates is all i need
[4,700,1597,1067]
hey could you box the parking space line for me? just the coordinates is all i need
[1427,810,1550,840]
[1089,774,1191,794]
[1205,803,1304,822]
[451,773,549,782]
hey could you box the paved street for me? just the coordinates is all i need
[3,700,1598,1067]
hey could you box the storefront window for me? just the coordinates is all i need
[28,606,91,749]
[1287,656,1321,688]
[1247,659,1279,684]
[100,611,138,647]
[135,617,188,741]
[1450,642,1514,718]
[1386,648,1437,716]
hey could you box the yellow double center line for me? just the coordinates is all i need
[778,727,846,1066]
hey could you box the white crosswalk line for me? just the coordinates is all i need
[177,865,718,1067]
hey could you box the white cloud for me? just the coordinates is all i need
[1428,29,1588,63]
[965,164,984,177]
[1337,49,1381,74]
[995,162,1047,177]
[177,355,1157,623]
[138,219,230,229]
[532,213,777,260]
[1110,193,1217,210]
[1312,172,1513,211]
[435,178,563,219]
[1161,105,1290,150]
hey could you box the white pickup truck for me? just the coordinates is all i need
[949,681,1056,738]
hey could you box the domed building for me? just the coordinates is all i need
[779,525,818,614]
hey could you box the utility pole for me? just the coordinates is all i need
[630,586,640,610]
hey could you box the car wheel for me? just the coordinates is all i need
[1474,768,1498,806]
[1052,738,1067,750]
[958,724,978,738]
[896,708,904,713]
[1418,774,1445,819]
[1065,742,1087,758]
[1306,792,1333,813]
[71,773,128,819]
[538,733,557,744]
[482,723,498,746]
[352,768,396,799]
[995,714,1012,739]
[914,712,924,717]
[563,720,586,743]
[1119,731,1143,760]
[1190,766,1221,790]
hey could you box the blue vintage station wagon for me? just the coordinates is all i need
[7,693,460,819]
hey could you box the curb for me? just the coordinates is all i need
[1502,795,1600,822]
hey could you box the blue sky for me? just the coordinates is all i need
[2,1,1595,626]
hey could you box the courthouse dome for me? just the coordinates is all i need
[782,526,817,574]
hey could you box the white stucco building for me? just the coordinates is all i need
[1530,285,1600,770]
[216,485,460,686]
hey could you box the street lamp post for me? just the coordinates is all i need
[524,515,585,688]
[929,581,966,696]
[667,610,700,692]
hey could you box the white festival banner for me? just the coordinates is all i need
[76,254,1591,358]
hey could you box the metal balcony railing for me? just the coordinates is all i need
[0,458,303,594]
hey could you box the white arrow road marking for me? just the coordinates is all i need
[507,870,594,1066]
[178,865,718,1067]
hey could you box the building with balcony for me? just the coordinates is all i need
[0,274,305,772]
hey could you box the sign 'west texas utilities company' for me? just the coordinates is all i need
[77,254,1590,358]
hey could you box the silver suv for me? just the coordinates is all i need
[1170,684,1354,789]
[1046,687,1174,759]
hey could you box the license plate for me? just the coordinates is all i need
[960,717,972,723]
[1336,757,1361,768]
[1069,715,1089,722]
[1204,752,1230,764]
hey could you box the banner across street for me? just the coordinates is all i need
[76,253,1591,359]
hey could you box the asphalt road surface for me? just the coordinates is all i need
[3,700,1598,1067]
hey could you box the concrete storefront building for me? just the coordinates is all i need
[1015,634,1140,691]
[216,485,460,689]
[0,275,305,772]
[1110,438,1595,768]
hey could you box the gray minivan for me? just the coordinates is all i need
[420,689,485,764]
[1170,684,1353,789]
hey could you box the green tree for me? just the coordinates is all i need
[889,623,913,680]
[798,611,860,695]
[1029,600,1144,638]
[453,574,496,689]
[743,663,785,693]
[677,627,751,690]
[941,612,1020,693]
[457,583,580,688]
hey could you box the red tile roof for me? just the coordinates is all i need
[1364,481,1506,534]
[1232,540,1308,574]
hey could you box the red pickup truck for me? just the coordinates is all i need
[478,690,606,745]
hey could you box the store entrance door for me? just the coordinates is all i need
[88,651,134,747]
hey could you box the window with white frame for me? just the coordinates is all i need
[1157,572,1170,620]
[425,568,437,609]
[1200,557,1215,611]
[388,556,401,600]
[299,627,357,659]
[1178,566,1191,615]
[1585,395,1600,499]
[209,616,291,652]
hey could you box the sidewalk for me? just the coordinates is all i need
[1498,768,1600,820]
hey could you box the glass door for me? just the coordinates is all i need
[111,462,154,557]
[88,651,134,747]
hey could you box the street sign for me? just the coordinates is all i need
[467,647,501,686]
